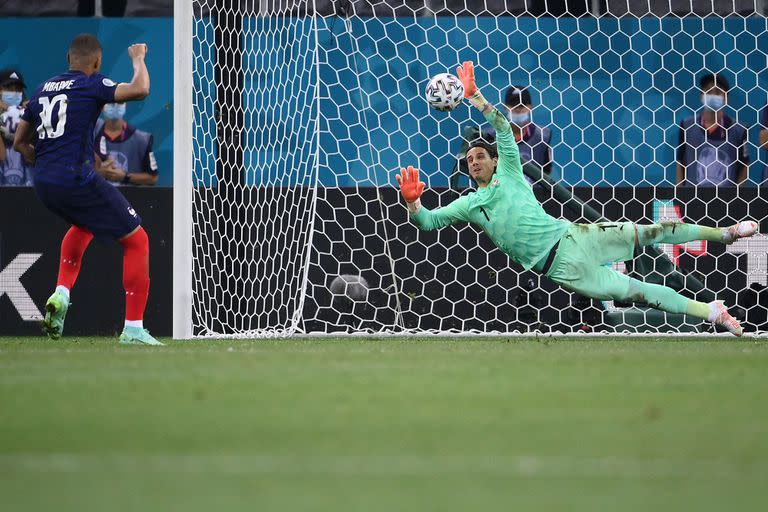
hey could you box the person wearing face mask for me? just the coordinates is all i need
[676,73,748,186]
[0,68,32,185]
[94,101,159,186]
[503,85,553,179]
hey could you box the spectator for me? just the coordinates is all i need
[503,85,553,178]
[450,84,553,190]
[94,102,159,186]
[760,104,767,183]
[0,68,32,186]
[676,73,748,186]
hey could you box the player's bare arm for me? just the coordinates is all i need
[12,118,35,165]
[114,43,150,102]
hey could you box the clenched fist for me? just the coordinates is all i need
[128,44,148,60]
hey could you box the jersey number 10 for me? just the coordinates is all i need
[37,94,68,139]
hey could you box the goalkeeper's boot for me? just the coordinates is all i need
[42,290,69,340]
[119,326,164,346]
[709,300,743,337]
[723,221,758,245]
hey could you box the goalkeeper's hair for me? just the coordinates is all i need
[467,138,498,160]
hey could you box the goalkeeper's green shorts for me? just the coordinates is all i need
[543,222,637,301]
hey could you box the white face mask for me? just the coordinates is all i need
[103,103,126,120]
[703,94,725,111]
[506,110,530,126]
[2,91,22,107]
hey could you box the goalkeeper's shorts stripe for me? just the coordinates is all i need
[539,239,561,275]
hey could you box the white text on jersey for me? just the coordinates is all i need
[42,80,75,92]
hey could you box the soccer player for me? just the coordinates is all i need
[13,34,162,345]
[396,62,757,336]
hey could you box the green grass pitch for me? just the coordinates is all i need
[1,336,767,511]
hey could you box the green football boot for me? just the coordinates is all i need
[41,290,69,340]
[119,326,164,346]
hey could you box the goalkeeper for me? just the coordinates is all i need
[396,61,757,336]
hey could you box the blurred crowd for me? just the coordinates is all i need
[1,1,767,187]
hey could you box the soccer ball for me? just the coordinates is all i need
[425,73,464,112]
[329,274,369,302]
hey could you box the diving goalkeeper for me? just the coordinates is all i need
[396,61,757,336]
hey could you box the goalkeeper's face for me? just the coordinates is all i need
[466,147,497,187]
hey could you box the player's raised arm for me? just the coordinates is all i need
[456,61,520,172]
[395,165,470,231]
[114,44,150,102]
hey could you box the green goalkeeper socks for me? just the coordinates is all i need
[627,279,712,321]
[686,300,712,321]
[637,223,724,246]
[627,279,689,314]
[631,222,728,321]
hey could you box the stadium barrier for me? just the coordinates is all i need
[1,185,765,336]
[0,188,172,336]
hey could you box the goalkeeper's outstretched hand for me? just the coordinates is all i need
[456,61,477,98]
[395,166,424,203]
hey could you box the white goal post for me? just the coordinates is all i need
[174,1,768,339]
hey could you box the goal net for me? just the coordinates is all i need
[175,1,768,338]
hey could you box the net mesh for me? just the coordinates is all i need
[189,1,768,337]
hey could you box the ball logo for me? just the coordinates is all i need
[102,78,116,87]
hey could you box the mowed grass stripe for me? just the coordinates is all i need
[1,337,767,511]
[2,453,768,481]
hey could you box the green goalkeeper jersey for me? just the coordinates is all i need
[411,106,570,270]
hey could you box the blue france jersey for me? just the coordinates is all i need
[22,71,117,186]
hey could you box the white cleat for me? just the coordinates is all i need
[709,300,743,337]
[723,220,758,245]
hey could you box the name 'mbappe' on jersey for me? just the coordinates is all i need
[22,71,117,186]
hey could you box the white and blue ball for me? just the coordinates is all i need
[425,73,464,112]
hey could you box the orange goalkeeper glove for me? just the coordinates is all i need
[395,166,425,204]
[455,61,477,98]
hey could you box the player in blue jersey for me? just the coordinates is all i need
[13,34,162,345]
